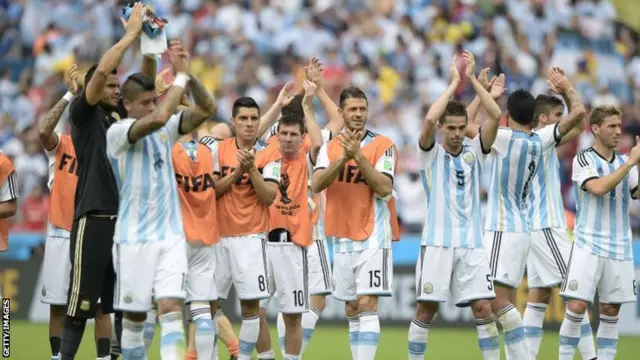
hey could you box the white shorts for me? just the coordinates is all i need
[263,242,309,314]
[307,239,332,296]
[528,228,571,288]
[333,248,393,302]
[40,235,71,305]
[560,244,636,304]
[113,238,188,312]
[484,231,530,288]
[416,246,495,306]
[215,235,270,301]
[186,242,218,303]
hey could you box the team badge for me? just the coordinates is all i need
[568,280,578,291]
[423,282,433,294]
[158,132,169,143]
[462,152,475,164]
[123,293,133,304]
[80,300,90,311]
[383,159,392,171]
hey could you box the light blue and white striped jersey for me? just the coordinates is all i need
[485,124,559,233]
[529,140,566,231]
[571,148,638,260]
[315,130,396,253]
[418,135,487,248]
[106,113,186,244]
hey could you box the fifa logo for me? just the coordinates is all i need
[153,153,164,170]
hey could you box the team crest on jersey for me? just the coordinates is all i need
[423,282,433,294]
[462,151,475,164]
[567,280,578,291]
[158,132,169,143]
[123,293,133,304]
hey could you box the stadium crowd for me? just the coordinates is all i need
[1,0,640,233]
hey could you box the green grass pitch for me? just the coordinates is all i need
[7,320,640,359]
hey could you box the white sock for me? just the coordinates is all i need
[476,317,500,360]
[283,354,300,360]
[191,303,217,360]
[96,357,110,360]
[522,302,547,359]
[158,311,186,360]
[143,308,157,351]
[51,356,60,360]
[238,315,260,360]
[348,315,360,360]
[301,308,320,356]
[407,317,429,359]
[596,314,619,360]
[578,312,596,360]
[495,304,527,360]
[257,350,275,359]
[277,312,286,355]
[356,311,380,360]
[121,318,146,360]
[559,309,583,360]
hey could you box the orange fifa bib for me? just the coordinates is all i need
[0,153,15,251]
[217,138,281,237]
[324,135,394,241]
[172,143,219,245]
[49,135,78,231]
[268,152,312,247]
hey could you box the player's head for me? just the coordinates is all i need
[231,97,260,142]
[277,112,305,158]
[506,89,536,126]
[534,95,564,127]
[85,64,120,110]
[589,106,622,149]
[339,86,368,131]
[437,101,468,149]
[121,73,157,119]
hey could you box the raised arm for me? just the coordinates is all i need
[548,67,587,142]
[39,64,79,150]
[180,74,217,134]
[301,80,323,163]
[306,57,343,135]
[465,67,496,138]
[127,43,189,142]
[257,82,296,138]
[419,56,460,150]
[85,2,144,106]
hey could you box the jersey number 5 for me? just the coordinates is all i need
[455,170,465,187]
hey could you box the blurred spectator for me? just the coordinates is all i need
[18,180,48,232]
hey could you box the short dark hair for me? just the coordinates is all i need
[339,86,368,107]
[84,64,117,88]
[534,94,564,122]
[232,97,260,117]
[439,100,468,124]
[121,73,155,101]
[589,106,621,127]
[278,112,305,133]
[507,89,536,125]
[281,95,304,118]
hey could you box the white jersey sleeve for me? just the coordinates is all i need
[263,159,281,184]
[629,164,639,199]
[321,128,332,143]
[315,143,329,170]
[106,119,136,158]
[262,121,279,142]
[468,135,487,163]
[536,123,561,151]
[165,112,184,144]
[491,128,512,157]
[416,141,439,168]
[375,145,396,180]
[45,132,61,190]
[572,151,600,191]
[0,171,18,201]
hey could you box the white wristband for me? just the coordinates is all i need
[173,73,190,89]
[63,92,73,102]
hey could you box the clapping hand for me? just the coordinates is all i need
[65,64,79,95]
[337,129,362,160]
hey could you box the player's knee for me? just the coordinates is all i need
[345,301,359,317]
[124,312,147,322]
[282,313,302,329]
[240,299,260,317]
[357,295,378,312]
[566,300,588,315]
[528,287,551,304]
[599,303,620,317]
[470,299,493,320]
[156,298,184,315]
[415,301,438,323]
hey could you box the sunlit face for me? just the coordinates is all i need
[123,90,156,119]
[232,107,260,143]
[592,115,622,149]
[277,123,304,158]
[537,105,564,127]
[101,74,121,109]
[340,98,368,131]
[438,115,467,150]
